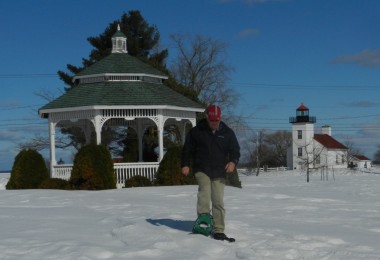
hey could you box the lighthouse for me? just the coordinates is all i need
[288,103,316,170]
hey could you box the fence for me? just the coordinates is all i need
[52,162,160,188]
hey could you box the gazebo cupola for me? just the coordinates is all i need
[112,25,127,53]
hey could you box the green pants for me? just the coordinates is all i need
[195,172,225,233]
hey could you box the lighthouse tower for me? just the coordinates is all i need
[288,103,316,169]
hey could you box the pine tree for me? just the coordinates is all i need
[58,10,168,89]
[155,145,196,185]
[6,149,49,189]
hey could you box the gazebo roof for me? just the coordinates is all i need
[39,25,204,115]
[74,53,167,79]
[39,81,203,112]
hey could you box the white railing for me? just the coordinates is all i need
[114,162,159,188]
[52,162,160,189]
[53,165,72,180]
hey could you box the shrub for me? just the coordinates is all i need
[6,149,49,189]
[155,145,196,186]
[125,175,152,188]
[70,144,116,190]
[39,178,71,190]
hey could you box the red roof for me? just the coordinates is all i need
[353,155,371,161]
[297,103,309,111]
[314,134,347,149]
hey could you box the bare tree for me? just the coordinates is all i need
[18,134,71,151]
[342,137,362,167]
[374,145,380,162]
[20,87,87,152]
[18,89,63,151]
[296,141,325,183]
[242,129,292,174]
[264,130,292,166]
[169,34,237,110]
[244,130,266,176]
[33,88,64,103]
[255,130,266,176]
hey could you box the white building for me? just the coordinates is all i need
[350,155,372,169]
[287,103,348,170]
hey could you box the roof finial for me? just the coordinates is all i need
[117,24,121,31]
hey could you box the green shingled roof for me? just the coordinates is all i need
[75,53,167,78]
[112,30,126,38]
[40,51,203,114]
[39,81,203,111]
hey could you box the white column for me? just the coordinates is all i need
[157,115,164,162]
[180,121,187,145]
[93,115,102,145]
[84,120,92,145]
[49,119,57,177]
[137,119,143,161]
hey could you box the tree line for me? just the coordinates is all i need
[241,130,292,169]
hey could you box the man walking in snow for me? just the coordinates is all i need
[181,104,240,241]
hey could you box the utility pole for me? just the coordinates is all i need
[256,131,260,176]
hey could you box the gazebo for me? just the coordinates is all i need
[39,26,204,188]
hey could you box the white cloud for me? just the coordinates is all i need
[237,28,259,38]
[332,49,380,68]
[342,101,379,108]
[218,0,289,4]
[354,116,380,157]
[0,130,23,142]
[0,100,22,109]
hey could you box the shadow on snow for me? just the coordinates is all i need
[146,218,194,232]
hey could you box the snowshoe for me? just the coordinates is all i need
[192,213,214,237]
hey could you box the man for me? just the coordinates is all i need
[181,104,240,241]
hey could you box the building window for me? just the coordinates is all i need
[298,148,302,156]
[117,39,122,46]
[336,154,339,164]
[297,130,302,139]
[315,155,320,164]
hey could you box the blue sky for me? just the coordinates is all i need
[0,0,379,170]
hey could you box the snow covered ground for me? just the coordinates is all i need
[1,168,380,260]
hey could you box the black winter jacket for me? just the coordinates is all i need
[181,119,240,179]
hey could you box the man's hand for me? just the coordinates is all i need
[182,166,190,176]
[225,162,236,173]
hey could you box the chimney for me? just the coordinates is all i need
[322,125,332,136]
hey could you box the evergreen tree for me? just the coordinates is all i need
[58,10,168,89]
[6,149,49,189]
[155,145,196,185]
[70,144,116,190]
